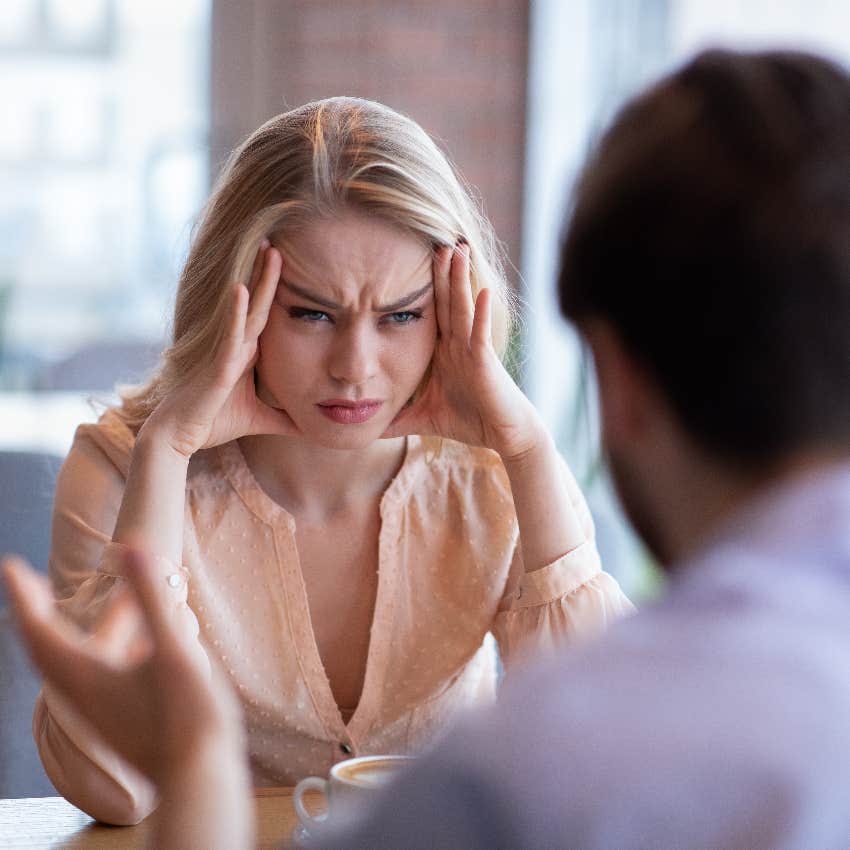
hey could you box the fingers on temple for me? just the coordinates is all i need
[471,288,493,350]
[433,246,452,336]
[245,246,282,339]
[221,284,249,362]
[450,242,474,339]
[248,238,270,292]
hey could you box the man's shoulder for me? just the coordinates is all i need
[459,596,850,846]
[502,568,850,782]
[323,564,850,850]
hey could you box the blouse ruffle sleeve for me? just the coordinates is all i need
[34,415,199,825]
[492,456,635,668]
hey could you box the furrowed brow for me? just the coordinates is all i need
[283,280,433,313]
[375,282,433,313]
[281,280,341,310]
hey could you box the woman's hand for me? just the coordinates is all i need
[383,243,587,571]
[146,241,296,459]
[2,548,243,788]
[382,243,544,461]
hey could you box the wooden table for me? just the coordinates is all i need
[0,787,318,849]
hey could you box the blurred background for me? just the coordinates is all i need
[2,0,850,601]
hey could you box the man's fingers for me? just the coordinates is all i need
[119,546,216,697]
[88,587,146,665]
[119,547,185,656]
[2,557,54,626]
[1,557,104,693]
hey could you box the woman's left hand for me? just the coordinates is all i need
[382,243,543,461]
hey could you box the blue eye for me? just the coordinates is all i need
[289,307,331,322]
[383,310,423,325]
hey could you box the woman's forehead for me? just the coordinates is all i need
[274,212,432,305]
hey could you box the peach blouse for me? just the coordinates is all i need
[34,410,633,823]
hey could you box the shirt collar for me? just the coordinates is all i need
[676,458,850,583]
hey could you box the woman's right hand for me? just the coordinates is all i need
[144,241,296,458]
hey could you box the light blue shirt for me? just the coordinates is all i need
[318,461,850,849]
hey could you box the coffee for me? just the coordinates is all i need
[335,756,410,788]
[294,754,415,838]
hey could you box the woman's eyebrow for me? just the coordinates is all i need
[375,282,432,312]
[281,280,433,312]
[281,280,340,310]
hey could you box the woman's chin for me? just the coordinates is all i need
[298,420,391,452]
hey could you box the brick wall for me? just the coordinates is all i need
[211,0,530,285]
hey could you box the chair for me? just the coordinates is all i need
[0,451,63,797]
[0,452,62,606]
[0,614,57,797]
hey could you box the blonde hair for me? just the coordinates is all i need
[119,97,513,429]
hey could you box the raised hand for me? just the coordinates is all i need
[382,243,588,571]
[2,549,243,788]
[383,243,544,461]
[146,241,296,459]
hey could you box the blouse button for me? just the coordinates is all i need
[167,574,183,589]
[340,743,353,755]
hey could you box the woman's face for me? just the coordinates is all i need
[256,211,438,449]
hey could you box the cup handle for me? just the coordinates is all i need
[293,776,330,830]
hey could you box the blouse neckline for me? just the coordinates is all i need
[216,435,422,529]
[214,435,422,744]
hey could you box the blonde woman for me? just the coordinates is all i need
[36,97,633,824]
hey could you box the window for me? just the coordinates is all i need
[523,0,850,598]
[0,0,210,394]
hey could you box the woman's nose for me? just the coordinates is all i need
[328,325,379,386]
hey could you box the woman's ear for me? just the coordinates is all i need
[581,319,659,453]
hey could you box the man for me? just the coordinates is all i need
[315,46,850,848]
[6,47,850,848]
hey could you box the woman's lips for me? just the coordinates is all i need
[316,399,384,424]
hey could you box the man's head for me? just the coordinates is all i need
[558,49,850,562]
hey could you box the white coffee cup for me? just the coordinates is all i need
[293,754,414,836]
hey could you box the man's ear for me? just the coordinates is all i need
[581,319,657,449]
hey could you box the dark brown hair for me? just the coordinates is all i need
[559,49,850,468]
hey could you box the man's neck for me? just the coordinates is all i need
[664,447,850,566]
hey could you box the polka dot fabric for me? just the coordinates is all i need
[34,409,633,820]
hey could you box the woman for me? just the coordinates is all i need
[36,97,632,824]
